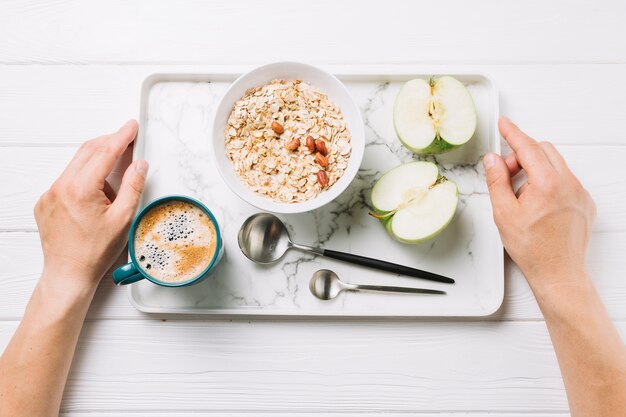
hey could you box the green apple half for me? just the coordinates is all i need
[370,161,458,244]
[394,76,477,154]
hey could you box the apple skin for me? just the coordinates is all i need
[371,183,459,244]
[395,131,457,155]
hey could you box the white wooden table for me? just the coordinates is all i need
[1,1,625,415]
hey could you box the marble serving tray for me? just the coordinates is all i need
[128,70,503,317]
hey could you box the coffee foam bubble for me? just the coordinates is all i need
[133,200,217,283]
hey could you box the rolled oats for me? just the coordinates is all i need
[224,79,352,203]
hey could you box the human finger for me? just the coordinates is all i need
[484,152,517,221]
[109,160,148,222]
[515,182,529,198]
[504,153,522,177]
[82,120,139,186]
[499,116,554,182]
[539,141,571,175]
[103,180,117,203]
[57,135,109,181]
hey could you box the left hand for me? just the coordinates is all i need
[34,120,148,293]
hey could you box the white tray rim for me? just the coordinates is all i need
[128,66,503,318]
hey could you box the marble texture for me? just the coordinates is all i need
[129,73,503,316]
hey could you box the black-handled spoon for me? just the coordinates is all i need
[238,213,454,284]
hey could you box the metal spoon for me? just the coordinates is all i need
[309,269,446,300]
[238,213,454,284]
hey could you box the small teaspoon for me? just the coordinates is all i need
[309,269,446,300]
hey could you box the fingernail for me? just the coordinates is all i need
[120,119,136,130]
[483,153,497,170]
[117,119,133,132]
[500,115,511,124]
[135,160,148,177]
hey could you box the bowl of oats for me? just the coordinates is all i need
[212,62,364,214]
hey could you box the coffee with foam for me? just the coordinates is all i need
[133,200,217,283]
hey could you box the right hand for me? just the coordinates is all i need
[484,116,596,292]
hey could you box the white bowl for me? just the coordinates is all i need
[211,62,365,214]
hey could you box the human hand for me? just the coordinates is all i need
[34,120,148,294]
[484,116,596,292]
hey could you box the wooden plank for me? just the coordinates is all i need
[0,232,140,320]
[562,147,626,233]
[0,0,623,64]
[1,229,624,321]
[0,147,71,230]
[0,320,606,413]
[0,66,142,146]
[61,413,569,417]
[1,145,623,232]
[0,64,625,146]
[500,230,626,320]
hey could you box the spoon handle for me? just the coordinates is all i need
[322,249,455,284]
[352,284,446,295]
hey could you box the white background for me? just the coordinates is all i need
[1,0,625,415]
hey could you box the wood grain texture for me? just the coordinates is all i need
[0,147,71,230]
[0,0,623,65]
[0,232,139,319]
[0,320,588,413]
[0,64,625,145]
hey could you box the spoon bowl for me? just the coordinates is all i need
[238,213,293,264]
[310,269,345,300]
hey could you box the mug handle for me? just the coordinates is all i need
[112,263,144,286]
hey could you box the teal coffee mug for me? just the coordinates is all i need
[113,195,224,287]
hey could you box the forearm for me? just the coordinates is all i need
[532,271,626,417]
[0,271,96,417]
